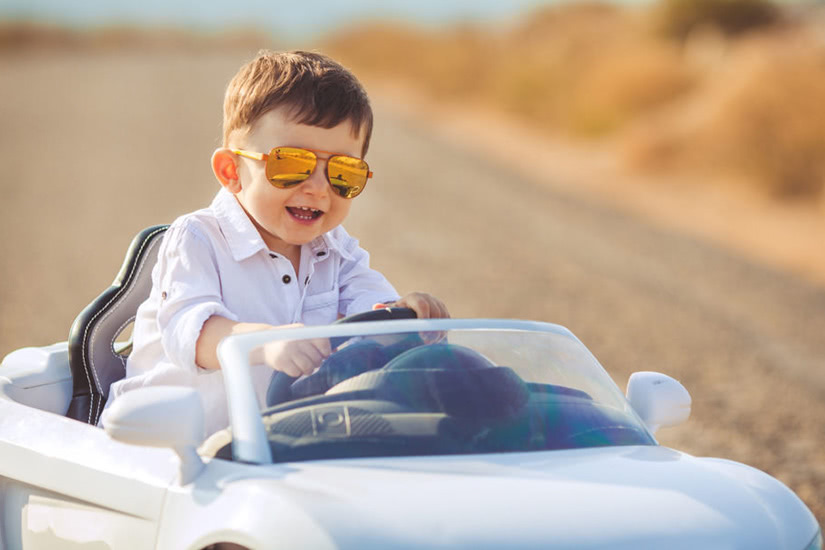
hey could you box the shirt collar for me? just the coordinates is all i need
[211,188,269,262]
[211,188,355,262]
[309,231,355,262]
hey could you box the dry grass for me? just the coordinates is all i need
[697,33,825,198]
[324,0,825,202]
[329,3,694,136]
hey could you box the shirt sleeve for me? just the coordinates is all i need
[336,235,400,316]
[155,221,238,373]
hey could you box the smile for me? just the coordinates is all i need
[286,206,323,221]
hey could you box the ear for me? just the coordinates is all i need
[212,148,241,193]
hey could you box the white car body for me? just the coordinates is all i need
[1,319,821,549]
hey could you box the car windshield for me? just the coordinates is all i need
[219,322,656,463]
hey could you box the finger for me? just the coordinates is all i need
[297,342,324,368]
[272,359,302,378]
[418,299,432,319]
[296,340,331,373]
[405,294,430,319]
[264,341,307,377]
[290,349,319,376]
[313,337,332,357]
[434,299,450,319]
[421,295,449,319]
[420,330,446,344]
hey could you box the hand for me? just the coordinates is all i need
[374,292,450,319]
[251,323,331,378]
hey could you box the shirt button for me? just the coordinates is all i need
[282,275,292,284]
[316,251,326,257]
[269,252,278,258]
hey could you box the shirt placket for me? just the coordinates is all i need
[266,251,302,322]
[290,247,330,323]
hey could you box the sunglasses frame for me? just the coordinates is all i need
[231,146,373,199]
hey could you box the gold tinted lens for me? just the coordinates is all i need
[327,156,369,198]
[266,147,317,188]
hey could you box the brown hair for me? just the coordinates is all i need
[222,50,373,157]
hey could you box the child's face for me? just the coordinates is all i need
[230,108,364,254]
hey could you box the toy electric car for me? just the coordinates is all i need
[0,227,821,550]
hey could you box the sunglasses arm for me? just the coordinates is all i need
[232,149,269,162]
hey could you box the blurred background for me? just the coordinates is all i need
[2,0,824,526]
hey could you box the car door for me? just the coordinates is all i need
[0,400,176,549]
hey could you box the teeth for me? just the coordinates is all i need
[289,206,321,220]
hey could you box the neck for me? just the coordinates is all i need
[242,208,302,273]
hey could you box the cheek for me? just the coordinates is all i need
[244,182,289,219]
[238,160,261,185]
[330,198,352,220]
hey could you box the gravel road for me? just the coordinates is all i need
[1,48,822,524]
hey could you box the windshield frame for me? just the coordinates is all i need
[217,319,615,464]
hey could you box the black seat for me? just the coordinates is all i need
[66,225,168,424]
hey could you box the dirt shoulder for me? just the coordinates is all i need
[371,81,825,289]
[368,82,825,525]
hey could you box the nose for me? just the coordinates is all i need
[300,158,329,196]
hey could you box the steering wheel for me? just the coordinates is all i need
[265,307,420,407]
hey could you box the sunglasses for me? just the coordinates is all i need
[232,146,372,199]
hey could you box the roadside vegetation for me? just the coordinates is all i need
[3,1,823,203]
[323,0,825,202]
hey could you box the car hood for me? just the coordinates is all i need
[241,445,817,549]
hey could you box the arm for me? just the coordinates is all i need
[337,244,400,316]
[195,316,330,376]
[153,223,239,373]
[155,222,328,377]
[333,229,450,319]
[195,316,271,371]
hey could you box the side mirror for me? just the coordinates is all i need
[626,372,691,434]
[102,386,205,484]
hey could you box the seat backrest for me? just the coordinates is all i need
[66,225,168,424]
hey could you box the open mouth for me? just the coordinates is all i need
[286,206,323,221]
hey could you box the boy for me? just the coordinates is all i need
[105,50,448,437]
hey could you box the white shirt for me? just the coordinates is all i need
[105,188,399,436]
